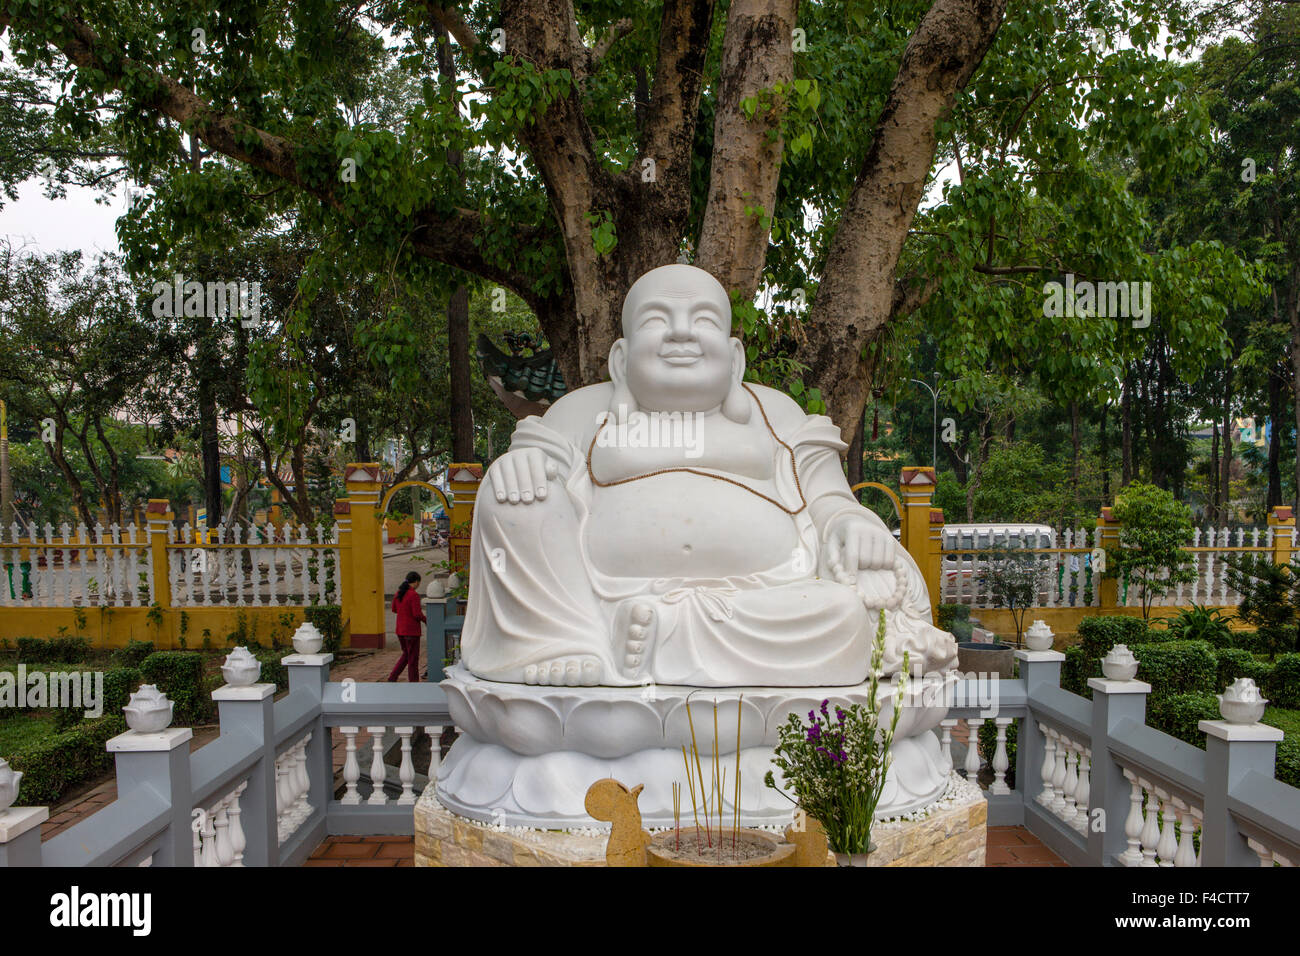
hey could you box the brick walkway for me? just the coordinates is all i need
[305,834,414,867]
[986,826,1066,865]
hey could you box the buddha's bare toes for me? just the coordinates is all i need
[524,657,602,686]
[615,601,656,679]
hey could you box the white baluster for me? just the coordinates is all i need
[1060,738,1079,825]
[1139,780,1159,866]
[294,734,313,822]
[424,726,442,781]
[964,718,983,781]
[200,803,217,867]
[1050,730,1068,815]
[341,727,362,805]
[275,754,292,842]
[212,799,233,867]
[1121,770,1144,866]
[1038,725,1056,807]
[1247,837,1275,867]
[232,524,247,606]
[1191,805,1204,866]
[938,719,956,777]
[266,523,279,605]
[1073,749,1091,834]
[367,726,388,805]
[1173,798,1197,868]
[192,819,203,866]
[990,717,1012,795]
[229,781,247,866]
[249,524,262,606]
[397,727,416,805]
[1156,789,1177,866]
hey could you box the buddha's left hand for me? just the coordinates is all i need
[823,514,896,585]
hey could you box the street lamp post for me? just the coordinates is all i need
[909,377,941,472]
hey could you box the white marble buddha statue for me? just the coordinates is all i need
[462,264,956,688]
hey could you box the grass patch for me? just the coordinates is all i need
[1262,706,1300,738]
[0,713,57,756]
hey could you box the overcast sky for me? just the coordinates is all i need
[1,178,124,257]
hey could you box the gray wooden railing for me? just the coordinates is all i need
[2,647,1296,867]
[0,652,450,867]
[943,649,1300,866]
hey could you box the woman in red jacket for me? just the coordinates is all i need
[388,572,427,682]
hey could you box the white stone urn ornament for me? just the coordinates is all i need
[292,621,324,655]
[1024,620,1054,651]
[123,685,174,733]
[446,572,461,593]
[221,646,262,686]
[1101,644,1139,681]
[0,757,22,814]
[1218,678,1268,725]
[426,577,446,599]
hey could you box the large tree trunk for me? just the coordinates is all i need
[1220,373,1233,524]
[1267,364,1283,510]
[1209,422,1220,525]
[847,406,866,491]
[448,285,474,460]
[1289,266,1300,515]
[1121,368,1133,487]
[695,0,797,299]
[800,0,1008,435]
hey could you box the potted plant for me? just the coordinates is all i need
[765,610,905,865]
[958,545,1046,676]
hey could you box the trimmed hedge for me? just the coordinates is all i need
[1077,616,1152,662]
[1132,640,1217,695]
[254,651,289,691]
[1146,692,1220,747]
[1266,654,1300,709]
[11,715,128,805]
[306,605,344,655]
[15,635,90,664]
[1214,648,1273,691]
[110,640,155,669]
[1277,736,1300,790]
[140,651,209,725]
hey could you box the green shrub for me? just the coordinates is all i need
[15,635,91,664]
[1229,630,1266,654]
[977,717,1020,776]
[1077,616,1151,663]
[254,651,289,691]
[1146,692,1220,747]
[1214,648,1273,692]
[1132,640,1217,695]
[11,716,128,805]
[1158,605,1234,648]
[101,667,143,715]
[110,640,155,669]
[1062,645,1091,698]
[306,604,344,654]
[1276,736,1300,790]
[1266,654,1300,709]
[140,651,209,725]
[15,637,46,663]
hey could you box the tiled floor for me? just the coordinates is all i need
[986,826,1067,865]
[305,834,414,867]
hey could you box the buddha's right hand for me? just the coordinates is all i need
[488,447,563,504]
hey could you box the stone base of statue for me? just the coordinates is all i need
[413,771,984,867]
[435,664,960,829]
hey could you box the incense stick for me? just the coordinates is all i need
[734,694,742,851]
[686,699,711,846]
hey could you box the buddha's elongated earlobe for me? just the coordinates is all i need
[721,338,751,423]
[607,339,637,424]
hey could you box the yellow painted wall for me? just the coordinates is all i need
[964,604,1250,644]
[0,606,307,650]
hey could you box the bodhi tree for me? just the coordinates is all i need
[0,0,1249,435]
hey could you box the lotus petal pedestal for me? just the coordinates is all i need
[436,664,959,829]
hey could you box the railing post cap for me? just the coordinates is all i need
[0,807,49,843]
[281,652,335,667]
[1087,676,1152,695]
[106,727,193,753]
[1198,720,1284,743]
[212,683,277,702]
[1014,649,1066,663]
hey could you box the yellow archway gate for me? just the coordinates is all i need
[380,480,452,520]
[850,481,904,537]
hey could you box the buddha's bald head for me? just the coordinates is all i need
[621,264,732,337]
[610,264,748,419]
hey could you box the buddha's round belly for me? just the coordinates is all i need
[585,476,800,578]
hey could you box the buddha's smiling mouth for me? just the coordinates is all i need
[660,351,703,365]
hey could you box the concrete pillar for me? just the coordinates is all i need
[212,682,278,866]
[344,464,385,649]
[0,807,48,866]
[1097,507,1120,609]
[1199,718,1284,866]
[1268,506,1294,568]
[145,499,174,617]
[1087,676,1152,863]
[283,653,334,823]
[899,466,939,620]
[107,726,193,866]
[447,463,483,576]
[1016,649,1067,820]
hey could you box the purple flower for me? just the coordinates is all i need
[835,706,846,722]
[806,724,822,741]
[820,699,830,718]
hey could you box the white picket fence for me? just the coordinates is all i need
[0,521,339,608]
[940,525,1278,610]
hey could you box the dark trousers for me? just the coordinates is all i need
[388,634,421,682]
